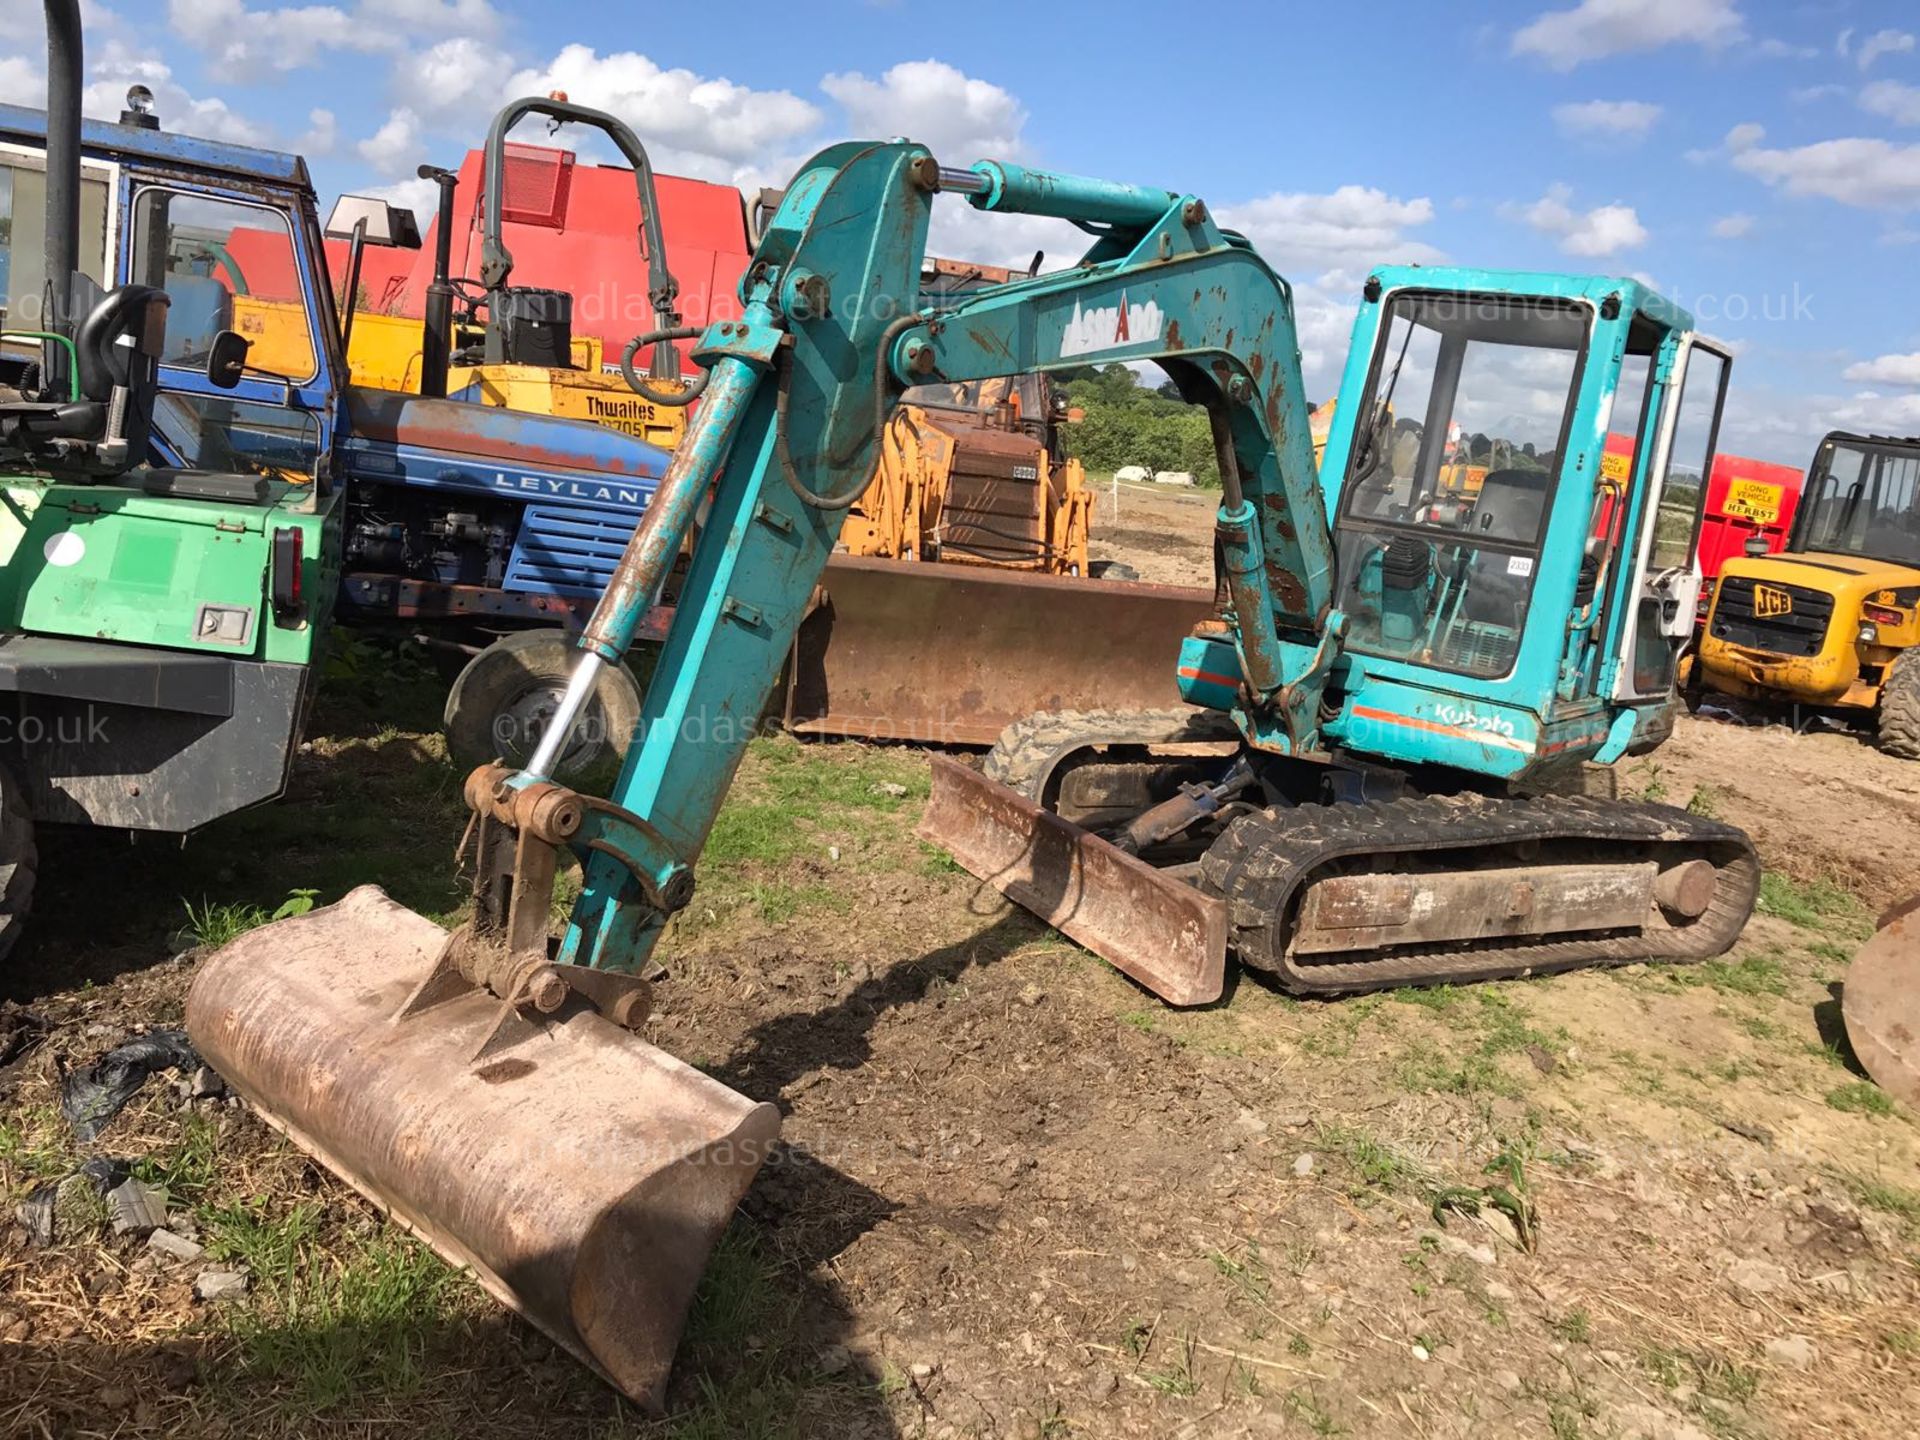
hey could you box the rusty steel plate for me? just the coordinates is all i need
[919,754,1226,1005]
[186,886,778,1413]
[1842,894,1920,1111]
[784,554,1215,746]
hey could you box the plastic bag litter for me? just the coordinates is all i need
[60,1029,203,1140]
[16,1156,130,1247]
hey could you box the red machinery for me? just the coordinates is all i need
[1599,432,1799,581]
[321,141,753,342]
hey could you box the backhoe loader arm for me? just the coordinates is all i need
[464,141,1334,979]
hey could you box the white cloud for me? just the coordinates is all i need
[82,42,269,145]
[377,0,500,33]
[1861,80,1920,127]
[1832,388,1920,431]
[296,108,338,156]
[1553,99,1662,138]
[1791,83,1845,104]
[1506,183,1648,256]
[821,60,1027,161]
[1711,212,1755,238]
[1726,122,1765,151]
[1842,352,1920,385]
[1512,0,1744,69]
[1857,28,1915,70]
[358,107,421,173]
[167,0,391,72]
[1217,186,1441,271]
[404,35,515,122]
[1732,134,1920,209]
[503,45,822,181]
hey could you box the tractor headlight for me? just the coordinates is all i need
[1858,621,1879,644]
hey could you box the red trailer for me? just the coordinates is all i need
[1696,453,1801,579]
[1597,433,1798,580]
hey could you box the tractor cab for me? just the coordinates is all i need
[1308,269,1732,779]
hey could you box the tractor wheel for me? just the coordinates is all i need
[0,761,38,965]
[443,629,643,779]
[1877,648,1920,760]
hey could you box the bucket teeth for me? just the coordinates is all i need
[185,885,778,1413]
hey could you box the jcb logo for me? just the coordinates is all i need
[1753,584,1793,619]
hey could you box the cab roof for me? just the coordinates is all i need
[0,103,311,191]
[1364,264,1697,336]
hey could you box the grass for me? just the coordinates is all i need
[1757,872,1872,938]
[1283,1389,1347,1437]
[1394,987,1562,1098]
[205,1198,467,1418]
[1826,1081,1896,1117]
[1672,949,1791,998]
[1315,1122,1426,1196]
[1836,1172,1920,1232]
[1140,1330,1199,1397]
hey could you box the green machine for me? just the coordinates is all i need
[0,0,340,958]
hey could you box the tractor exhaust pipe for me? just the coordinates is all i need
[417,163,458,399]
[42,0,83,386]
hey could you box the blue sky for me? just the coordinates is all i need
[5,0,1920,460]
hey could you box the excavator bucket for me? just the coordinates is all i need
[783,554,1215,745]
[185,886,779,1414]
[1842,894,1920,1110]
[920,754,1227,1004]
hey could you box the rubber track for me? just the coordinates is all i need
[982,707,1240,800]
[1197,792,1760,995]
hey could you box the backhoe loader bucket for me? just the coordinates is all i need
[783,554,1215,745]
[920,754,1227,1004]
[1842,894,1920,1110]
[185,886,779,1413]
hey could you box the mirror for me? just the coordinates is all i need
[205,329,251,389]
[322,195,423,249]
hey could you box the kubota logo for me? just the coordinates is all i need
[1434,704,1517,739]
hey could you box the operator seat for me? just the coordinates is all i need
[1446,469,1551,672]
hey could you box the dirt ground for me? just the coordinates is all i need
[4,521,1920,1438]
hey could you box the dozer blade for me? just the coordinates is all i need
[920,754,1226,1005]
[783,554,1215,745]
[1842,894,1920,1110]
[185,886,779,1414]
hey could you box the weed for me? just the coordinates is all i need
[1315,1122,1423,1195]
[1826,1081,1895,1117]
[1674,950,1791,998]
[1836,1173,1920,1231]
[1628,761,1668,803]
[1207,1241,1271,1307]
[1283,1389,1346,1437]
[1881,1327,1919,1358]
[1289,1334,1312,1357]
[1757,873,1870,936]
[1119,1011,1157,1035]
[180,889,317,949]
[1551,1309,1593,1344]
[1685,785,1723,818]
[1141,1331,1198,1396]
[132,1110,221,1203]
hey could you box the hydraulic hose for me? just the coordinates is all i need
[620,327,709,407]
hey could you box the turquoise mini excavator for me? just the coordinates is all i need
[188,140,1759,1409]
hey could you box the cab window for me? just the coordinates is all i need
[0,152,111,330]
[130,188,317,382]
[1334,293,1588,679]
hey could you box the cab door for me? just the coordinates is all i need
[1613,335,1732,698]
